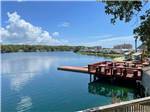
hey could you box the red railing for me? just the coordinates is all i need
[88,61,143,80]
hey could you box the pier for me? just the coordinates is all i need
[58,66,89,73]
[58,61,145,82]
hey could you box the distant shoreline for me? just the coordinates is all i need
[76,51,123,59]
[1,45,123,59]
[1,45,78,53]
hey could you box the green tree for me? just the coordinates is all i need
[103,1,150,51]
[134,9,150,51]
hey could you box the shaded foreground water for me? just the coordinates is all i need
[2,52,139,112]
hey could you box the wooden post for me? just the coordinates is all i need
[94,75,96,81]
[122,69,127,77]
[90,74,92,82]
[99,66,101,74]
[133,70,138,78]
[113,68,117,76]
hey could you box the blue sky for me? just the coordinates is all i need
[1,1,149,48]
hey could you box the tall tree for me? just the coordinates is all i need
[103,1,150,51]
[134,9,150,51]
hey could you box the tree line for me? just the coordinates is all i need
[1,45,84,53]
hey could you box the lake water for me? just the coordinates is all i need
[2,52,137,112]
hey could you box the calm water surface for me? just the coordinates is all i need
[2,52,136,112]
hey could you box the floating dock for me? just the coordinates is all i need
[58,61,147,82]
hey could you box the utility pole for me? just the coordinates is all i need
[134,36,138,52]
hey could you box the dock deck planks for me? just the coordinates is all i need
[58,66,89,73]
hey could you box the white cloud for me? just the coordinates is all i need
[52,32,59,37]
[58,22,70,28]
[0,12,61,45]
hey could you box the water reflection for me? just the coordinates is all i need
[11,73,36,91]
[2,56,58,75]
[16,96,32,112]
[2,55,58,91]
[88,80,136,103]
[2,55,58,111]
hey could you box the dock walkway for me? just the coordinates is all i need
[58,66,89,73]
[58,61,144,82]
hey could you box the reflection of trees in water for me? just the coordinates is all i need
[88,81,142,103]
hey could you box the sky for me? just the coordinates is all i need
[1,1,149,48]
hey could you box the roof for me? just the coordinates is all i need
[124,52,131,55]
[132,52,142,56]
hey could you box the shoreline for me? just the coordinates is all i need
[76,51,123,59]
[1,44,76,53]
[1,51,73,54]
[1,50,123,59]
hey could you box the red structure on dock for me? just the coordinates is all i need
[58,61,144,82]
[88,61,143,81]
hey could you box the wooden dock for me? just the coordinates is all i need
[58,66,95,74]
[58,61,145,81]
